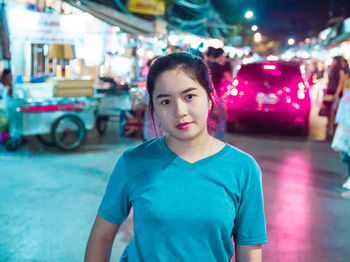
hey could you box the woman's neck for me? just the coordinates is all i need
[165,131,223,163]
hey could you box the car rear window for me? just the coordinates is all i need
[237,63,301,82]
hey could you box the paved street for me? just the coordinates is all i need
[1,95,350,261]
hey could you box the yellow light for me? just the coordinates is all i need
[146,50,154,59]
[254,32,262,43]
[245,11,254,19]
[136,48,145,56]
[232,79,239,86]
[263,65,276,70]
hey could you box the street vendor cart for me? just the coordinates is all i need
[96,81,145,138]
[2,79,98,151]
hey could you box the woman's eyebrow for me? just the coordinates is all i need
[181,87,197,94]
[156,93,170,99]
[156,87,197,99]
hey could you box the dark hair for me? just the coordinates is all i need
[146,52,221,134]
[332,56,349,75]
[1,69,11,80]
[207,46,215,58]
[212,48,224,59]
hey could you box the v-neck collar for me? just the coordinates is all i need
[159,136,229,168]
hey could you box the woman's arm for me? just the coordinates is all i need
[84,215,121,262]
[235,244,262,262]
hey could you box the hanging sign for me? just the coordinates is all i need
[128,0,165,16]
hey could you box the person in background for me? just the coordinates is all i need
[136,90,167,141]
[0,69,12,133]
[0,69,12,108]
[84,52,267,262]
[136,56,167,141]
[207,48,225,93]
[332,64,350,189]
[325,56,347,138]
[207,48,229,140]
[224,54,234,81]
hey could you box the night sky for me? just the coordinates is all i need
[212,0,350,43]
[88,0,350,45]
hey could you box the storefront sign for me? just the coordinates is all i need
[8,7,86,44]
[128,0,165,16]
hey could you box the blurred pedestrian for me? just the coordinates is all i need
[85,52,267,262]
[207,48,229,140]
[0,69,12,109]
[0,69,12,133]
[136,56,167,141]
[332,67,350,189]
[136,90,167,141]
[208,48,225,93]
[324,56,347,138]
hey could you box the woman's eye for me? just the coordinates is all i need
[161,100,169,105]
[185,94,196,100]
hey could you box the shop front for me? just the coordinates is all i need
[1,2,112,151]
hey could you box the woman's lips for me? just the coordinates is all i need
[176,122,192,130]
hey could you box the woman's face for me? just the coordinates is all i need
[152,68,211,142]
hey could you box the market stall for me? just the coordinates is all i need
[3,79,98,151]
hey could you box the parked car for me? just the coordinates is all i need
[224,61,311,135]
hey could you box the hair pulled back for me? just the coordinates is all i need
[146,52,221,134]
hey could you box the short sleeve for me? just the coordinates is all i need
[232,160,267,245]
[98,154,131,224]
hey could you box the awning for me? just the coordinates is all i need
[63,0,155,35]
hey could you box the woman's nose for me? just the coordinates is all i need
[174,99,187,117]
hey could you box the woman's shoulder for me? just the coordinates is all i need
[122,137,164,160]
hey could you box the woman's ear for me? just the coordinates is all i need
[208,99,213,111]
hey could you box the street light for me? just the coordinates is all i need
[288,38,295,45]
[245,10,254,19]
[251,25,258,31]
[254,32,262,42]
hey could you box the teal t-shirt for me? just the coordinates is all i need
[98,137,267,261]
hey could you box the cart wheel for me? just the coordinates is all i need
[51,115,86,151]
[4,137,21,152]
[36,134,56,146]
[96,116,109,136]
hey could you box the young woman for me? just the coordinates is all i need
[326,56,348,138]
[332,66,350,189]
[85,52,267,262]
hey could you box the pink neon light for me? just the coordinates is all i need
[20,102,87,113]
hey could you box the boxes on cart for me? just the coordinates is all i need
[48,79,95,97]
